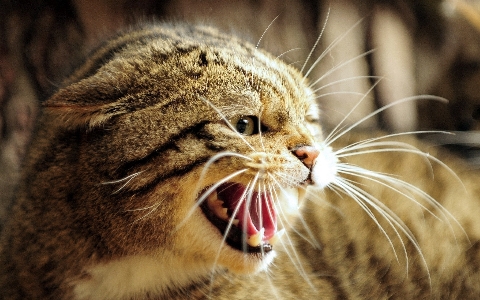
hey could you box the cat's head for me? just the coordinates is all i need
[41,24,337,276]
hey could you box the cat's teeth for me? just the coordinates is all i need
[247,228,264,247]
[207,191,228,220]
[232,219,239,226]
[268,228,285,246]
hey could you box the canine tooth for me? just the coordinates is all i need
[247,228,264,247]
[232,219,239,226]
[268,228,285,246]
[207,190,218,203]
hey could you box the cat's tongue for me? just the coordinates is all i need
[217,183,277,245]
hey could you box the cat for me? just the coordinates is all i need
[1,22,480,299]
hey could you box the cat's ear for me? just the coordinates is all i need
[43,77,129,130]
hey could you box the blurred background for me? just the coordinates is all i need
[1,0,480,219]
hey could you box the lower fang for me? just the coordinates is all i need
[247,228,264,247]
[268,228,285,246]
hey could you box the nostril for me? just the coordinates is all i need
[293,146,320,169]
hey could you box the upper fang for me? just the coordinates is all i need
[207,191,229,220]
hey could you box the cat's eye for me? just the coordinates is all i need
[232,116,260,135]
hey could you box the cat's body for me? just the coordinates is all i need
[1,23,480,299]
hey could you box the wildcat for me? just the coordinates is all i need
[1,22,480,299]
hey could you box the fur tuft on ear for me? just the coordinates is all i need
[42,75,129,130]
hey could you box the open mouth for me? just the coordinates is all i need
[200,182,284,254]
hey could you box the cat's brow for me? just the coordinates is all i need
[220,93,261,117]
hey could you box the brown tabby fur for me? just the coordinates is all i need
[1,23,480,299]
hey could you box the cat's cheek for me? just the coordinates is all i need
[311,146,338,188]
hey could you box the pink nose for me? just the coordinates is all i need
[293,146,320,169]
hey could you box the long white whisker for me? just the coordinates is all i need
[308,49,376,89]
[268,174,320,248]
[258,110,266,153]
[334,131,453,155]
[209,180,254,293]
[242,173,261,252]
[325,95,448,147]
[177,168,248,231]
[337,163,466,240]
[303,16,365,79]
[198,95,256,151]
[276,48,302,59]
[300,7,330,74]
[276,215,317,290]
[197,151,252,187]
[314,91,371,99]
[256,15,280,49]
[333,178,400,260]
[311,75,382,93]
[335,144,465,191]
[337,164,440,219]
[331,176,432,284]
[323,80,380,144]
[129,201,163,224]
[100,170,145,194]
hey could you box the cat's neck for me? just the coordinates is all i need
[71,252,222,299]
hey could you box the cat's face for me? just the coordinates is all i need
[43,25,337,276]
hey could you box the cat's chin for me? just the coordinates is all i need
[199,182,298,256]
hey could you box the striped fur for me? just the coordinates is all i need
[1,23,480,300]
[0,23,321,299]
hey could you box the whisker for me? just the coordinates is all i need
[242,173,261,252]
[198,95,256,151]
[334,141,465,191]
[314,90,371,99]
[332,176,433,284]
[303,16,365,79]
[268,173,320,248]
[308,49,376,89]
[337,164,440,220]
[276,215,317,290]
[324,95,448,147]
[128,201,163,224]
[332,178,406,265]
[334,131,453,155]
[257,109,266,153]
[264,181,277,232]
[337,163,466,240]
[256,15,280,49]
[177,168,248,231]
[259,179,267,257]
[300,7,330,74]
[208,180,254,293]
[100,170,145,194]
[311,75,382,94]
[276,48,302,60]
[196,151,252,191]
[323,80,380,145]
